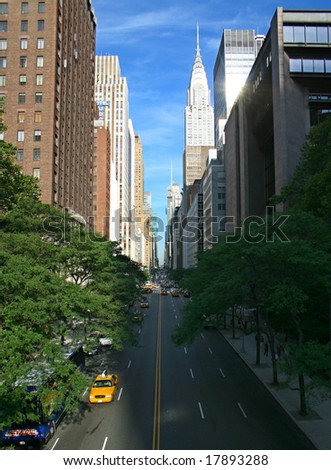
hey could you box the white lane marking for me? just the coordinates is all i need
[219,367,226,378]
[175,314,178,319]
[51,438,59,450]
[198,402,205,419]
[238,402,247,418]
[184,347,188,355]
[127,360,132,368]
[190,368,194,379]
[200,333,205,339]
[82,387,88,397]
[102,436,108,450]
[208,347,213,355]
[117,387,123,401]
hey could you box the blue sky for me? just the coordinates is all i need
[91,0,330,260]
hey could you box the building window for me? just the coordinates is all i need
[33,168,40,179]
[0,39,7,50]
[37,20,44,31]
[20,56,27,67]
[21,2,29,14]
[17,149,24,161]
[0,4,8,14]
[0,57,6,68]
[19,74,27,85]
[0,21,8,32]
[20,38,28,49]
[18,111,25,123]
[0,75,6,86]
[37,38,44,49]
[21,20,28,32]
[38,2,45,13]
[17,130,25,142]
[33,148,41,160]
[34,111,42,122]
[18,92,26,103]
[34,130,41,141]
[36,74,43,85]
[36,56,43,67]
[35,92,42,103]
[284,25,330,45]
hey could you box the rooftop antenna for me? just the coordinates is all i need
[196,23,200,53]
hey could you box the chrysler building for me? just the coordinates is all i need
[183,26,215,189]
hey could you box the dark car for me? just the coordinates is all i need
[131,311,144,323]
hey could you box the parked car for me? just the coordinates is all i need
[82,342,100,356]
[89,371,118,404]
[99,337,113,347]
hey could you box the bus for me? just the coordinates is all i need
[0,346,85,447]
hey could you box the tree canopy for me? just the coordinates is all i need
[0,141,146,429]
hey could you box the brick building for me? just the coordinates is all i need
[0,0,96,223]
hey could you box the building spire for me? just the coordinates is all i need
[196,23,200,54]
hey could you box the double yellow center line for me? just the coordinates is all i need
[152,294,162,450]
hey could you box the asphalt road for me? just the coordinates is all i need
[47,291,315,450]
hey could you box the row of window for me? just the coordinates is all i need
[17,129,43,142]
[0,37,44,50]
[0,53,44,68]
[1,54,43,68]
[0,2,45,14]
[290,57,331,74]
[0,70,44,86]
[284,25,331,45]
[18,110,43,122]
[17,148,42,161]
[0,19,44,32]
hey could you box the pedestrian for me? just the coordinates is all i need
[264,341,269,356]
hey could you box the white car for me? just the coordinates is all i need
[99,337,113,347]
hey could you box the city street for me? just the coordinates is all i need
[46,292,315,450]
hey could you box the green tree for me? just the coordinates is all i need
[277,116,331,223]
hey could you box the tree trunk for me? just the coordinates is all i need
[268,328,279,386]
[255,307,261,366]
[298,373,308,415]
[232,306,236,339]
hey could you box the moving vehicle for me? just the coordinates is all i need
[131,311,144,323]
[89,371,119,404]
[171,289,180,297]
[140,299,149,308]
[0,372,66,447]
[160,289,168,295]
[0,347,84,447]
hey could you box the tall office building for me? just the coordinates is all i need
[213,30,264,152]
[183,27,215,192]
[95,56,131,254]
[133,133,145,265]
[224,8,331,227]
[164,181,182,267]
[0,0,96,223]
[90,122,111,239]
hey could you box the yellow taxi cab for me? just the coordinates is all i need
[89,371,119,404]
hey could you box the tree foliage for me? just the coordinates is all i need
[0,146,146,430]
[173,118,331,414]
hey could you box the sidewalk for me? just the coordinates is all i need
[221,327,331,450]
